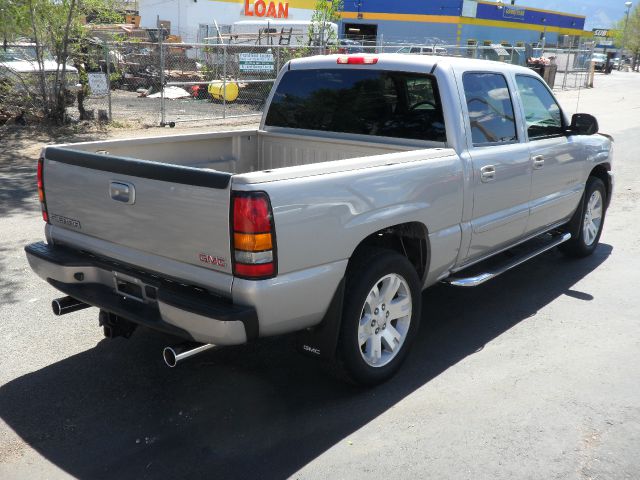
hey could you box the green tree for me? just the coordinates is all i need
[3,0,122,123]
[1,0,29,46]
[612,4,640,71]
[309,0,343,47]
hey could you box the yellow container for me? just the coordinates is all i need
[208,81,239,102]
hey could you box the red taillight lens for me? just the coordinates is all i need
[336,55,378,65]
[37,159,44,189]
[234,262,274,278]
[231,192,276,279]
[233,194,272,233]
[37,158,49,223]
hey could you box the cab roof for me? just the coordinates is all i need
[289,53,535,76]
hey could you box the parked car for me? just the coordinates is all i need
[589,53,607,71]
[26,54,612,385]
[336,39,365,54]
[397,45,448,56]
[0,43,81,104]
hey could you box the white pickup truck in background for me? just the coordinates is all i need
[26,54,612,385]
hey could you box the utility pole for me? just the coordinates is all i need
[621,1,633,69]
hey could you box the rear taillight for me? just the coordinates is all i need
[37,157,49,223]
[231,192,276,279]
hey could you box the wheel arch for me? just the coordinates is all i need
[349,221,430,284]
[589,163,612,208]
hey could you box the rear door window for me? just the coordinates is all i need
[462,72,517,146]
[265,69,446,142]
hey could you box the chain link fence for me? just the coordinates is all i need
[51,39,598,128]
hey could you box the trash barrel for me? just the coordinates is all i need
[208,81,239,102]
[543,64,557,88]
[527,64,545,77]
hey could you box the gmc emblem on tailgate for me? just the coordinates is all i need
[50,213,82,230]
[199,253,226,268]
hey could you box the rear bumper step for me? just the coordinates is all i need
[443,232,571,287]
[25,242,258,344]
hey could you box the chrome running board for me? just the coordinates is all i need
[443,232,571,287]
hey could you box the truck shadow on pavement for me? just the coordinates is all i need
[0,244,612,479]
[0,127,108,217]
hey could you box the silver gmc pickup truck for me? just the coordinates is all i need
[26,54,613,385]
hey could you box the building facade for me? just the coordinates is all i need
[138,0,588,47]
[342,0,587,47]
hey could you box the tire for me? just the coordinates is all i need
[338,248,422,385]
[560,176,607,258]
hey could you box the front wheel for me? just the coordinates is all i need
[560,176,607,257]
[338,248,422,385]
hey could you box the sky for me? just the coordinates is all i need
[514,0,634,30]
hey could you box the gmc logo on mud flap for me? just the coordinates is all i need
[199,253,226,268]
[303,345,321,356]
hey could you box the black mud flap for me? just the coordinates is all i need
[294,278,345,361]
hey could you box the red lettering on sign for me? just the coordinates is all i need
[277,2,288,18]
[266,1,276,17]
[243,0,289,18]
[244,0,254,16]
[254,0,266,16]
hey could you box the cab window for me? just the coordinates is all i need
[515,75,563,139]
[265,69,446,142]
[462,72,517,146]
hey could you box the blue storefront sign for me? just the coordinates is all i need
[502,6,525,21]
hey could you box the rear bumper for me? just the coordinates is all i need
[25,242,256,345]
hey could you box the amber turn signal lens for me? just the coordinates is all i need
[234,232,272,251]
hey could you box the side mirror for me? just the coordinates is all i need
[569,113,599,135]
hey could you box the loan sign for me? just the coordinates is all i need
[244,0,289,18]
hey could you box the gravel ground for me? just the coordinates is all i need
[69,88,267,127]
[0,71,639,480]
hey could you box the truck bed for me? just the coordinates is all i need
[56,129,418,174]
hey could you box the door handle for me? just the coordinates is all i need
[110,181,135,204]
[480,165,496,182]
[532,155,545,169]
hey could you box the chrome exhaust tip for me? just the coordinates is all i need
[52,296,90,316]
[162,343,215,368]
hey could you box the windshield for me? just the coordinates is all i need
[265,68,446,142]
[0,46,53,63]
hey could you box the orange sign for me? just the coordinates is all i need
[244,0,289,18]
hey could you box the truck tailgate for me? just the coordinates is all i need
[43,147,234,281]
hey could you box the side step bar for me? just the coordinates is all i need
[443,232,571,287]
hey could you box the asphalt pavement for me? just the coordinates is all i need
[1,71,639,479]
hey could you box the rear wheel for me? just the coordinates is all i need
[560,176,607,257]
[339,248,422,385]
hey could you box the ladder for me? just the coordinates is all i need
[279,27,293,46]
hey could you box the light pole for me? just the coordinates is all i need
[622,1,633,67]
